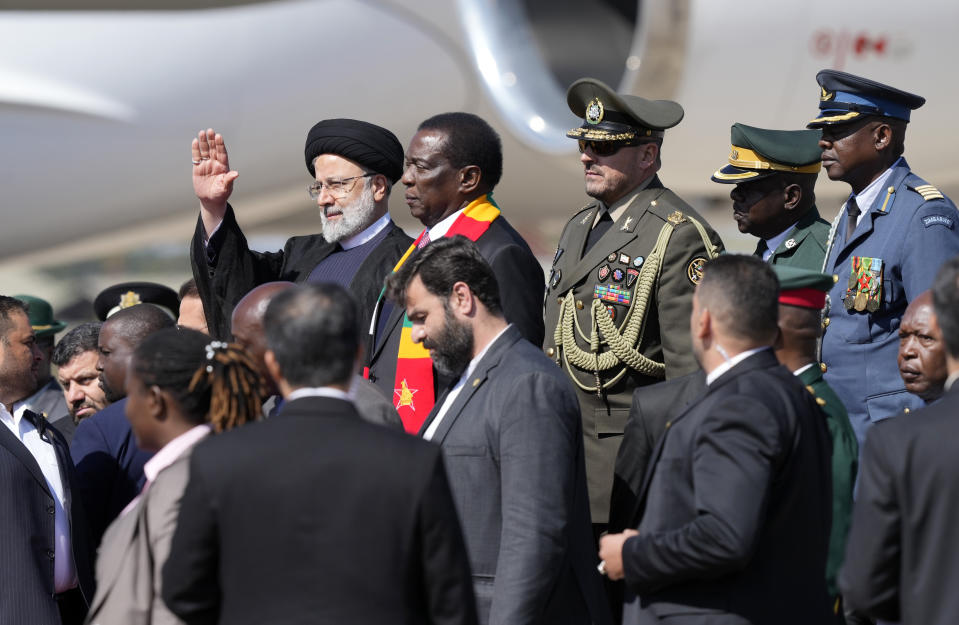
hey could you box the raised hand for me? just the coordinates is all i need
[192,128,239,233]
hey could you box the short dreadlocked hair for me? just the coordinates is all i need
[131,327,265,433]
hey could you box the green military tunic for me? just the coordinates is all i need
[756,206,830,270]
[798,364,858,598]
[544,176,724,523]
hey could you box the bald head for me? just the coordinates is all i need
[97,304,176,403]
[232,282,295,394]
[898,290,947,402]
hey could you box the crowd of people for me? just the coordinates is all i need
[2,67,958,625]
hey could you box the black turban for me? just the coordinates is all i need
[304,118,404,183]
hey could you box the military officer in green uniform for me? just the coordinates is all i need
[544,78,724,529]
[712,123,830,269]
[773,264,857,615]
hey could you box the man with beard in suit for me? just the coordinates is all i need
[0,296,94,624]
[386,236,609,625]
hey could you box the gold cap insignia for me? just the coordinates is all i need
[119,290,142,309]
[585,97,605,124]
[820,86,834,102]
[730,149,739,160]
[686,257,707,285]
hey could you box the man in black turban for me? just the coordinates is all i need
[188,121,413,340]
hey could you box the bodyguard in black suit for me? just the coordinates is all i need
[189,121,414,339]
[599,255,834,625]
[163,283,477,625]
[0,297,94,625]
[367,113,545,433]
[71,304,174,548]
[840,255,959,625]
[609,369,706,534]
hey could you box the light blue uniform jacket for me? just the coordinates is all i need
[821,158,959,448]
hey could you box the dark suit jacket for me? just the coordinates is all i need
[839,385,959,625]
[621,350,833,624]
[71,398,154,549]
[418,326,610,625]
[162,396,478,625]
[191,206,414,339]
[368,216,545,400]
[609,369,706,533]
[0,411,94,624]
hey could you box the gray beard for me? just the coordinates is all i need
[320,182,378,244]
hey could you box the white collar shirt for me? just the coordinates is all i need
[0,402,77,592]
[423,325,512,441]
[847,156,903,227]
[705,346,770,386]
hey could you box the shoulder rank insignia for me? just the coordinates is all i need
[667,210,686,225]
[914,184,945,201]
[581,211,593,225]
[686,257,707,285]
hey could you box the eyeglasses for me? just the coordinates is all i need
[307,173,374,200]
[577,139,642,157]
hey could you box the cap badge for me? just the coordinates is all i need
[119,290,142,309]
[730,149,739,160]
[820,86,835,102]
[585,97,605,124]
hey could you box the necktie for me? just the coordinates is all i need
[585,210,613,253]
[845,197,861,243]
[417,230,431,249]
[756,239,770,261]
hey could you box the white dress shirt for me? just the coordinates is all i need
[762,224,796,262]
[423,325,511,441]
[844,156,902,228]
[705,346,770,386]
[425,207,464,241]
[338,213,391,250]
[286,386,353,403]
[0,402,77,592]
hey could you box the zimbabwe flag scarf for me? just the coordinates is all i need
[389,194,500,433]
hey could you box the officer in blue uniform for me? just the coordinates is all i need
[808,69,959,448]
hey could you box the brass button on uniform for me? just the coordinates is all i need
[546,347,555,358]
[820,362,828,373]
[823,317,830,328]
[576,300,585,310]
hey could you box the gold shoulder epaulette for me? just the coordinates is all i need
[914,184,945,201]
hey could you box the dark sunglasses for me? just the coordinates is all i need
[577,139,642,157]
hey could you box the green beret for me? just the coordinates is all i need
[13,295,66,338]
[773,265,835,309]
[712,123,822,184]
